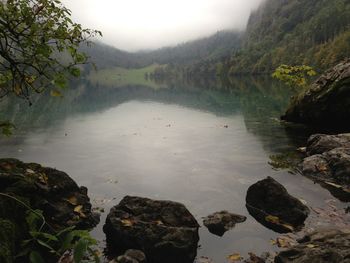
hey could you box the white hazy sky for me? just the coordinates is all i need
[61,0,264,51]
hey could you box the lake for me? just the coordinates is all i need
[0,77,347,262]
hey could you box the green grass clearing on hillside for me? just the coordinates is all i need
[88,64,166,89]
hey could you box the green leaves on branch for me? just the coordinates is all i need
[0,121,15,136]
[20,209,100,263]
[272,65,317,89]
[0,0,102,102]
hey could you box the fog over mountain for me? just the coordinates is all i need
[62,0,264,51]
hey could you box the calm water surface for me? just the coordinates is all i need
[0,78,346,262]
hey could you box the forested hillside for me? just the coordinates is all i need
[229,0,350,74]
[83,0,350,78]
[148,0,350,78]
[83,30,241,70]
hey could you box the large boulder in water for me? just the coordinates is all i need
[275,228,350,263]
[104,196,199,263]
[0,158,99,262]
[301,133,350,201]
[281,59,350,130]
[0,158,99,230]
[246,177,309,233]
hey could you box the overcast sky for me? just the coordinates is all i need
[62,0,264,51]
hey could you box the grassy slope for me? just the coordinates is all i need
[88,64,166,89]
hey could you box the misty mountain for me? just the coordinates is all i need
[82,30,242,70]
[83,0,349,77]
[80,42,148,69]
[144,30,242,65]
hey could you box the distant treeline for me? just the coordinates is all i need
[81,30,242,70]
[82,0,350,78]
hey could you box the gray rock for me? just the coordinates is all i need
[0,158,99,230]
[124,249,146,263]
[306,133,350,156]
[246,177,309,233]
[275,228,350,263]
[116,255,139,263]
[103,196,199,263]
[203,211,246,236]
[301,134,350,201]
[281,59,350,130]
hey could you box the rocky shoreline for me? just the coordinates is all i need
[281,59,350,130]
[1,157,347,261]
[301,133,350,202]
[0,154,349,262]
[1,59,350,262]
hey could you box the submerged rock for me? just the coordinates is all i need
[281,59,350,130]
[301,134,350,201]
[104,196,199,263]
[112,249,147,263]
[246,177,309,233]
[203,211,246,236]
[275,228,350,263]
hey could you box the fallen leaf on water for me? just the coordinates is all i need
[297,147,306,153]
[79,212,87,218]
[154,220,164,225]
[271,236,296,248]
[121,219,134,227]
[66,196,78,206]
[51,90,63,97]
[265,215,294,232]
[195,256,214,263]
[26,169,35,174]
[265,215,280,224]
[73,205,87,218]
[299,198,307,205]
[306,244,318,248]
[324,181,342,189]
[317,164,328,172]
[227,253,242,262]
[74,205,83,213]
[276,237,291,248]
[281,223,295,232]
[38,173,48,184]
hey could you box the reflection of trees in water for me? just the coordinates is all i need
[0,76,311,153]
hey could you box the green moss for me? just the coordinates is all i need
[0,219,16,263]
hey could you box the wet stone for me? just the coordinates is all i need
[275,228,350,263]
[203,211,246,236]
[0,158,99,230]
[104,196,199,263]
[246,177,309,233]
[301,133,350,201]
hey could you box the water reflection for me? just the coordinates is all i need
[0,76,305,152]
[0,77,344,262]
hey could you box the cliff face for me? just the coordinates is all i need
[229,0,350,74]
[281,59,350,130]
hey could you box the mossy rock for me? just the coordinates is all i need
[0,158,99,230]
[282,59,350,131]
[0,158,100,262]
